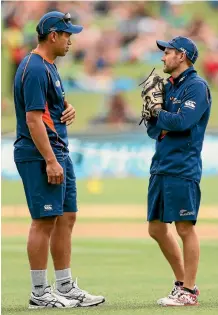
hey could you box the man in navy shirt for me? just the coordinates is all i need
[145,37,211,306]
[14,11,105,309]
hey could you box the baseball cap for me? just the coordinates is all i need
[36,11,83,35]
[156,36,199,64]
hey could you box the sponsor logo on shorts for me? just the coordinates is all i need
[180,209,195,216]
[44,205,53,211]
[184,100,196,109]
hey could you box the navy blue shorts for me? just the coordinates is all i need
[16,156,78,219]
[147,175,201,224]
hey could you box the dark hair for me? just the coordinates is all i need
[37,33,49,42]
[36,25,48,42]
[36,26,64,43]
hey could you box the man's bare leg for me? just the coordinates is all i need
[28,217,57,295]
[149,220,184,282]
[50,212,76,292]
[50,212,76,269]
[50,212,105,306]
[176,221,200,290]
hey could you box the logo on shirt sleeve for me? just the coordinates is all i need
[184,100,196,109]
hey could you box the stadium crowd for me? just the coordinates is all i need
[2,1,218,127]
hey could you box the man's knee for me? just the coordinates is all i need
[175,221,194,239]
[66,212,76,228]
[148,221,168,241]
[55,212,77,230]
[31,217,57,235]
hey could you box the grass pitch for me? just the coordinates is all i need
[2,176,218,206]
[1,237,218,315]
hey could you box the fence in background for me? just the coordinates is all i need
[2,133,218,180]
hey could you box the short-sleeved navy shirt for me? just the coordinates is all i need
[14,51,69,162]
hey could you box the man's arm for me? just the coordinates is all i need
[26,111,64,185]
[146,118,163,140]
[155,82,210,131]
[23,67,63,184]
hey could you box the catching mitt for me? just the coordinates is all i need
[139,68,164,125]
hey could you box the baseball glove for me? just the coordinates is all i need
[139,68,164,125]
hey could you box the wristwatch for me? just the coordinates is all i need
[152,107,162,117]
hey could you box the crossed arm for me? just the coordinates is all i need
[146,82,210,140]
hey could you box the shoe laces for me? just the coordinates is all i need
[53,278,88,300]
[168,284,181,298]
[70,278,87,299]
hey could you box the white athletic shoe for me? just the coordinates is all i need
[168,282,183,299]
[28,286,79,309]
[168,283,200,299]
[157,288,199,306]
[53,280,105,307]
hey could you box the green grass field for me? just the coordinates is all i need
[2,237,218,315]
[2,176,218,206]
[2,177,218,314]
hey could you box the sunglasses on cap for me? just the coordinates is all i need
[39,12,72,34]
[48,12,71,32]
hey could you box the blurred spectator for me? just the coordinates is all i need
[71,47,114,93]
[1,98,11,114]
[185,16,218,48]
[3,14,27,87]
[202,48,218,86]
[115,2,153,45]
[2,0,218,130]
[124,18,167,62]
[208,1,218,9]
[160,1,191,38]
[2,0,218,69]
[90,91,138,126]
[71,20,102,62]
[94,1,111,16]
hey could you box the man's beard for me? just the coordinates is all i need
[163,64,174,74]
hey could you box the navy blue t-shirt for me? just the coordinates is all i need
[14,51,69,162]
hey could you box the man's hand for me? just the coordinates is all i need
[61,101,76,126]
[46,159,64,184]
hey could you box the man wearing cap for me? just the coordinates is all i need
[13,11,105,309]
[145,36,211,306]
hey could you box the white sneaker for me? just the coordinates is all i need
[157,288,198,306]
[53,280,105,307]
[29,286,79,309]
[168,282,182,299]
[168,283,200,299]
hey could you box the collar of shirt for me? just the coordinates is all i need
[167,66,197,86]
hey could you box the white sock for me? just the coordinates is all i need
[55,268,73,293]
[31,270,48,296]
